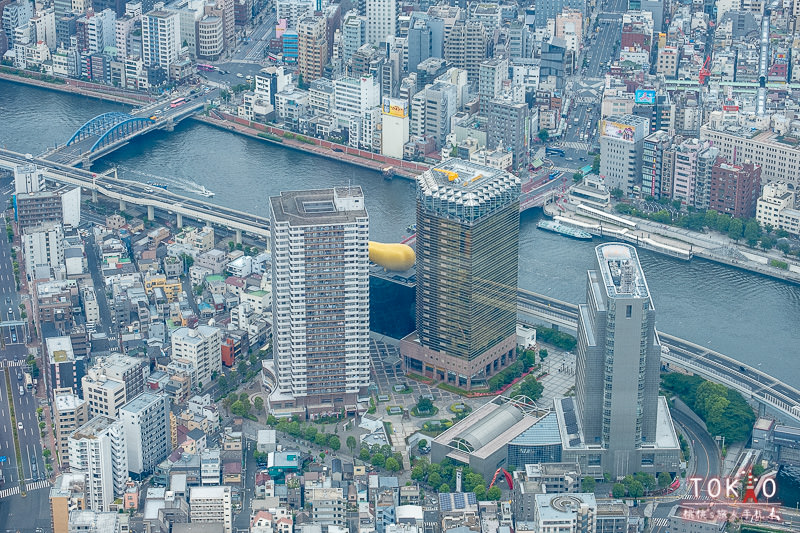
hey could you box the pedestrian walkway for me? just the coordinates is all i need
[651,518,670,527]
[0,485,21,499]
[26,479,52,491]
[1,360,26,367]
[562,142,591,151]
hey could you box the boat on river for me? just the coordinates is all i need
[537,220,593,240]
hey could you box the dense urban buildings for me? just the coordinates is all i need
[68,416,128,511]
[268,187,370,415]
[401,160,521,390]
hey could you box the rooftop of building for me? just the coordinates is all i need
[68,510,119,530]
[46,336,75,363]
[534,493,597,521]
[71,415,117,440]
[270,187,366,226]
[120,391,163,413]
[595,243,650,299]
[50,472,86,499]
[190,485,230,498]
[55,390,85,412]
[417,158,519,201]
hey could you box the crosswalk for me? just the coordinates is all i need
[0,485,21,499]
[651,518,670,528]
[0,480,53,499]
[2,359,27,367]
[562,141,592,150]
[26,479,52,491]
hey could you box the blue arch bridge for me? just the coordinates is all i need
[66,112,155,153]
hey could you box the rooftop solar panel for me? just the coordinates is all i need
[467,493,477,505]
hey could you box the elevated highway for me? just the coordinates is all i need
[0,148,270,241]
[516,287,800,424]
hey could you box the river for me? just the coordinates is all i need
[2,80,800,390]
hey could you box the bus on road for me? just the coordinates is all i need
[196,63,215,72]
[24,373,32,390]
[545,147,566,157]
[170,97,187,108]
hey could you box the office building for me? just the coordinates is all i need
[700,111,800,190]
[76,8,116,54]
[22,221,65,278]
[142,9,179,70]
[341,12,365,63]
[366,0,395,45]
[599,115,649,196]
[333,74,380,122]
[189,486,232,533]
[533,0,586,28]
[478,58,507,114]
[269,187,370,415]
[171,325,222,390]
[119,392,170,476]
[709,159,761,219]
[68,416,128,512]
[671,138,702,206]
[47,336,87,397]
[15,187,81,231]
[50,473,87,533]
[410,81,457,149]
[82,353,150,418]
[443,20,489,83]
[487,98,530,170]
[573,244,678,477]
[54,388,89,468]
[693,145,720,210]
[756,182,800,236]
[401,160,521,390]
[381,97,410,159]
[297,15,327,83]
[641,130,671,200]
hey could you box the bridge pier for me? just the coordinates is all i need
[163,120,175,132]
[235,229,242,244]
[176,213,183,228]
[147,205,154,220]
[81,158,92,170]
[119,199,126,211]
[92,189,98,203]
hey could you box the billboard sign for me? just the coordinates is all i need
[601,120,637,141]
[634,89,656,104]
[382,98,408,118]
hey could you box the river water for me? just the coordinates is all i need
[2,80,800,388]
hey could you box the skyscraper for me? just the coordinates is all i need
[269,187,370,415]
[401,160,520,390]
[366,0,395,45]
[574,244,671,477]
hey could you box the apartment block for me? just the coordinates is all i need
[50,473,87,533]
[171,325,222,390]
[54,388,89,468]
[190,486,232,533]
[119,391,170,476]
[599,115,650,196]
[756,182,800,236]
[82,353,149,418]
[297,15,327,83]
[68,416,128,512]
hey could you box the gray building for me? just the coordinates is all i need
[487,98,530,170]
[407,12,443,70]
[410,81,457,149]
[641,130,671,200]
[694,145,720,211]
[401,160,520,389]
[573,244,679,477]
[478,58,508,115]
[599,114,649,196]
[119,391,170,476]
[533,0,586,28]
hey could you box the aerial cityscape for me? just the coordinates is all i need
[0,0,800,530]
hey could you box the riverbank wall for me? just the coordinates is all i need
[194,110,429,180]
[0,68,153,105]
[544,201,800,285]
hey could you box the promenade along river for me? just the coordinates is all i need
[2,79,800,389]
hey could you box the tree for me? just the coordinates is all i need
[760,235,776,250]
[473,484,487,500]
[582,476,596,493]
[627,480,645,499]
[359,447,371,461]
[253,396,264,412]
[704,210,718,230]
[743,219,761,247]
[592,155,601,174]
[230,400,248,416]
[305,426,318,441]
[612,483,626,498]
[237,360,249,376]
[573,172,583,183]
[385,457,400,472]
[315,433,328,446]
[328,436,341,451]
[417,439,428,452]
[728,218,744,241]
[439,483,451,493]
[658,471,673,489]
[671,199,683,211]
[42,448,51,459]
[519,377,544,400]
[537,129,549,143]
[611,187,624,200]
[427,472,442,488]
[487,486,502,500]
[220,90,231,102]
[347,436,357,453]
[416,396,434,413]
[539,348,548,359]
[371,452,386,468]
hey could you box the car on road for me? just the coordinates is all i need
[163,106,169,111]
[17,422,22,430]
[18,386,23,395]
[11,332,16,343]
[5,297,10,304]
[145,187,154,193]
[17,371,22,380]
[237,73,244,78]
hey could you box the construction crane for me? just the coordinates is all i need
[698,56,711,85]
